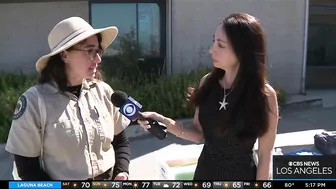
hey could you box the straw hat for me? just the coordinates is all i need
[36,17,118,72]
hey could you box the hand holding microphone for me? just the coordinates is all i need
[137,111,166,129]
[111,91,167,140]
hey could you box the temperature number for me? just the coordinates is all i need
[173,182,181,188]
[263,182,272,188]
[81,182,91,188]
[142,182,150,188]
[285,183,295,187]
[111,182,121,188]
[202,182,212,188]
[233,182,242,188]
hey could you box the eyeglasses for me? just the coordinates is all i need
[70,48,104,60]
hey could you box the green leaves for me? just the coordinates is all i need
[0,72,38,142]
[0,67,288,143]
[106,68,210,119]
[0,68,210,142]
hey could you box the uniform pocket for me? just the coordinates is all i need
[54,120,80,141]
[45,120,81,155]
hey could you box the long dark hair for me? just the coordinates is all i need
[188,13,271,140]
[38,34,104,92]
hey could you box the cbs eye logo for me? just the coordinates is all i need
[123,103,136,117]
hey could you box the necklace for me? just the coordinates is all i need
[219,82,234,111]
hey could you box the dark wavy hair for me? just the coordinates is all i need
[38,34,104,92]
[188,13,270,140]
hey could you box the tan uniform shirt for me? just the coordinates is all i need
[5,79,130,180]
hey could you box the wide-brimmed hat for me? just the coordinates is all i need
[36,17,118,72]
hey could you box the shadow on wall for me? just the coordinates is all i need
[177,43,212,73]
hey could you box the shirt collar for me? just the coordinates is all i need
[41,79,98,94]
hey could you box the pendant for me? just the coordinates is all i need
[219,96,228,110]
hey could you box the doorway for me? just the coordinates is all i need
[306,0,336,89]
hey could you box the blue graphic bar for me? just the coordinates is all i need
[9,182,61,189]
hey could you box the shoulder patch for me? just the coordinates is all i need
[13,95,27,120]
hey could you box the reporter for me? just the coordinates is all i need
[6,17,131,180]
[138,13,279,180]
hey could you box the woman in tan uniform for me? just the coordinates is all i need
[6,17,131,180]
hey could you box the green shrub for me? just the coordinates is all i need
[0,67,287,143]
[0,72,38,142]
[0,68,209,142]
[109,68,210,119]
[275,88,287,106]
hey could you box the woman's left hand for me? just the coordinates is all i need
[114,172,129,180]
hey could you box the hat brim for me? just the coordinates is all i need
[36,26,118,72]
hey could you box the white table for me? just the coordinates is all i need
[253,129,327,154]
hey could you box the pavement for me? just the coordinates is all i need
[1,105,335,180]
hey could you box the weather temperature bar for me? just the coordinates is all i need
[212,181,270,188]
[142,181,336,189]
[7,180,336,189]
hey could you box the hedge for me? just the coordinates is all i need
[0,68,287,143]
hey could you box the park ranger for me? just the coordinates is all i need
[6,17,131,180]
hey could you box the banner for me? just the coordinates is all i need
[273,155,336,180]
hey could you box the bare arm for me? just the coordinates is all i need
[137,73,209,144]
[160,73,210,143]
[162,107,204,143]
[257,85,279,180]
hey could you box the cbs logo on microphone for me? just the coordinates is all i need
[120,99,141,120]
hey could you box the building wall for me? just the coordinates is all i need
[0,1,89,73]
[0,0,307,94]
[170,0,307,94]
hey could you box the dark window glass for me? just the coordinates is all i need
[307,5,336,67]
[90,2,161,57]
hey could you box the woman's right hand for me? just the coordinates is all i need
[137,111,165,130]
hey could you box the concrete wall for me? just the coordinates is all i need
[0,0,306,94]
[0,1,89,73]
[170,0,307,94]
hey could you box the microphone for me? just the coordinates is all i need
[111,90,167,140]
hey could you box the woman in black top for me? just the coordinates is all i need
[138,13,279,180]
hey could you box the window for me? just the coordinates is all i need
[90,1,165,58]
[307,5,336,67]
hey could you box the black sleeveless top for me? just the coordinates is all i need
[194,80,257,180]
